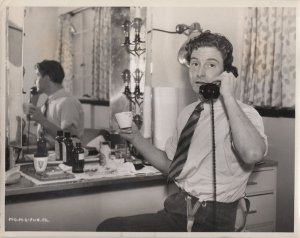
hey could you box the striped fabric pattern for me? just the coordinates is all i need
[167,102,204,182]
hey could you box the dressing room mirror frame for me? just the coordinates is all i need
[19,6,146,133]
[6,7,25,150]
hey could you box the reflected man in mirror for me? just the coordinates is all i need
[26,60,84,148]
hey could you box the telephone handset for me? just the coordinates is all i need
[199,80,221,100]
[30,86,38,96]
[26,86,40,153]
[29,86,40,106]
[198,67,238,100]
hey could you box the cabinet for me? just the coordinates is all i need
[244,162,277,232]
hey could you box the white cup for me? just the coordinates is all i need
[33,156,48,174]
[115,112,133,129]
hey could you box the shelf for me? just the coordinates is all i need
[255,106,295,118]
[79,99,109,106]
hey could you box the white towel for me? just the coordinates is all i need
[86,135,106,151]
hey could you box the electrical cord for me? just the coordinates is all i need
[147,28,178,34]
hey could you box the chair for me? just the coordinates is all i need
[235,197,250,232]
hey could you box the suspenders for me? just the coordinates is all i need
[185,194,250,232]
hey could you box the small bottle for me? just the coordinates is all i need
[72,142,85,173]
[71,135,79,147]
[62,132,73,166]
[36,132,48,157]
[99,141,111,166]
[55,130,64,161]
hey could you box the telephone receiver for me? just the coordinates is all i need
[29,86,40,106]
[199,67,238,100]
[199,80,221,100]
[30,86,38,96]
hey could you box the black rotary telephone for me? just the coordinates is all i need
[199,66,239,100]
[199,80,221,100]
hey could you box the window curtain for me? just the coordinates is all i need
[92,7,111,101]
[56,14,74,94]
[238,7,296,108]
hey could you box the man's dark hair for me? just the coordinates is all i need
[185,31,238,77]
[35,60,65,84]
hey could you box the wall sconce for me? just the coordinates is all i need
[121,69,131,96]
[121,69,144,106]
[121,69,144,129]
[121,20,131,46]
[121,18,146,57]
[133,68,143,97]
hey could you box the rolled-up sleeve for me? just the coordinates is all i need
[165,127,179,161]
[243,106,268,157]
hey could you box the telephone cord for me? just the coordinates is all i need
[210,99,217,230]
[27,117,31,153]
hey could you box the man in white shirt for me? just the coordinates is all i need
[27,60,84,146]
[97,31,267,232]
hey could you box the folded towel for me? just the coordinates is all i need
[86,135,105,151]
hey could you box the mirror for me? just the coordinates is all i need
[6,6,147,158]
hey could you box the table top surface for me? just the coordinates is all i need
[5,159,277,197]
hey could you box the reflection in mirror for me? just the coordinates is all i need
[5,7,148,166]
[21,7,126,149]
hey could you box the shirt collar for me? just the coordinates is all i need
[198,97,223,110]
[48,88,68,102]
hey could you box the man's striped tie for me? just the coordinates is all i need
[167,102,204,182]
[41,98,49,134]
[43,98,49,117]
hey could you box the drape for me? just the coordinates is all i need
[92,7,111,101]
[238,7,296,108]
[56,14,74,94]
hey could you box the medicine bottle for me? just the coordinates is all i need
[55,130,64,161]
[72,142,85,173]
[71,135,79,147]
[36,132,48,157]
[62,132,73,166]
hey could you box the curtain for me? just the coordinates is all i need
[92,7,111,101]
[56,14,74,94]
[238,7,296,108]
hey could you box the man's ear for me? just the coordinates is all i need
[44,75,51,82]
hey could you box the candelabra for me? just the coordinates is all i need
[121,18,146,57]
[121,68,144,129]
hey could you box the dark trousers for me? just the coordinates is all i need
[96,190,238,232]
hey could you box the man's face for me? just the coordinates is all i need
[35,69,48,94]
[189,47,224,94]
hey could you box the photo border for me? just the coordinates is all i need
[1,0,299,238]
